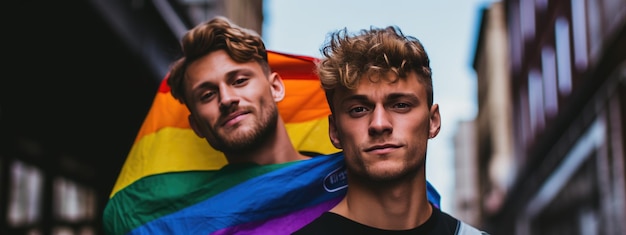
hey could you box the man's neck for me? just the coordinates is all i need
[330,175,432,230]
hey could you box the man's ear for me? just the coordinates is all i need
[188,114,205,138]
[428,104,441,139]
[268,72,285,102]
[328,115,342,149]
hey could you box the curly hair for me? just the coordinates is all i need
[167,16,270,104]
[317,26,433,110]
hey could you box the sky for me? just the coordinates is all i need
[262,0,496,214]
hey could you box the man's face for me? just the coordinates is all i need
[184,50,282,154]
[328,71,440,182]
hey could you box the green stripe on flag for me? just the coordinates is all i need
[103,161,299,235]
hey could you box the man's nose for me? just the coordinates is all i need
[368,106,392,136]
[218,86,240,111]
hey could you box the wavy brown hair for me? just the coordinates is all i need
[317,26,433,111]
[167,16,270,105]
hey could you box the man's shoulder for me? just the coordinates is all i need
[435,208,489,235]
[456,221,490,235]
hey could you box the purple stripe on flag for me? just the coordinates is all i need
[211,196,342,235]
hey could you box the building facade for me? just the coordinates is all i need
[460,1,515,229]
[470,0,626,234]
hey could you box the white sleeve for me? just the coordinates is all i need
[456,221,490,235]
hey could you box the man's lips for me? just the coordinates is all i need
[364,144,401,154]
[220,111,250,127]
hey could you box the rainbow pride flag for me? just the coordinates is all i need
[102,51,441,235]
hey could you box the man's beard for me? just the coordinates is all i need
[211,103,279,155]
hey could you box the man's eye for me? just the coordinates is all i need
[392,103,412,112]
[233,78,249,85]
[349,106,368,114]
[200,91,216,101]
[395,103,409,108]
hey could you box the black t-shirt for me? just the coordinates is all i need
[292,205,487,235]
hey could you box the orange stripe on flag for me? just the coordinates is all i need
[279,79,330,123]
[134,92,190,143]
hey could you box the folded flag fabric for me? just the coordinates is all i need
[103,50,441,235]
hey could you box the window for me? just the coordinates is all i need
[53,177,96,222]
[572,0,589,71]
[555,17,573,96]
[520,0,537,41]
[541,46,559,118]
[528,69,546,135]
[8,160,43,226]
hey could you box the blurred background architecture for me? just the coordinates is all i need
[1,0,624,234]
[466,0,626,234]
[3,0,262,234]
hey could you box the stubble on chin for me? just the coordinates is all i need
[211,104,279,155]
[348,151,424,184]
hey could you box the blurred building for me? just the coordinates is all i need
[468,0,626,234]
[453,119,482,227]
[1,0,262,234]
[458,0,515,227]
